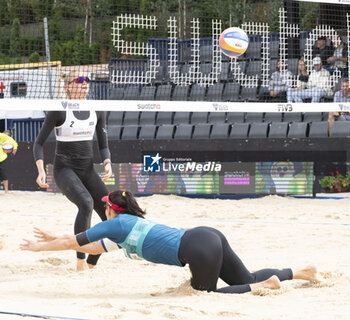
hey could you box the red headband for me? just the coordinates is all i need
[101,192,127,212]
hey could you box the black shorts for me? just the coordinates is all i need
[0,158,8,180]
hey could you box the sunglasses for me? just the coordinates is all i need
[69,76,90,84]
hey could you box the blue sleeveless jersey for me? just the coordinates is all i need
[86,214,186,267]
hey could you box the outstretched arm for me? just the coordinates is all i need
[20,229,105,255]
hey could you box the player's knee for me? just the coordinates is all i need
[190,277,216,292]
[78,197,94,214]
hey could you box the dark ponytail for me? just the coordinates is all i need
[109,190,146,218]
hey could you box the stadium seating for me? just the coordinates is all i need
[226,112,245,124]
[207,83,224,101]
[191,112,208,124]
[192,123,212,139]
[139,86,156,100]
[139,125,157,140]
[322,112,329,121]
[230,123,250,138]
[156,124,175,139]
[308,121,329,138]
[268,122,289,138]
[190,84,207,101]
[199,45,213,63]
[237,60,247,73]
[330,121,350,137]
[222,82,241,101]
[222,82,240,102]
[107,111,124,126]
[210,123,230,139]
[288,58,299,75]
[288,122,308,138]
[218,62,230,82]
[155,84,172,101]
[173,112,191,124]
[245,36,261,60]
[270,41,279,59]
[174,124,193,139]
[200,63,213,75]
[180,44,192,63]
[124,86,140,100]
[208,112,227,124]
[121,125,139,140]
[240,86,258,102]
[123,112,140,125]
[154,65,166,84]
[107,125,122,139]
[156,112,173,125]
[172,85,190,101]
[283,112,303,122]
[303,112,323,122]
[245,112,264,123]
[109,87,124,100]
[269,59,278,74]
[246,60,262,77]
[264,112,283,123]
[249,122,269,138]
[139,112,157,125]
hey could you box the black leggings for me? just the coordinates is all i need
[178,227,293,294]
[0,158,8,181]
[54,155,108,265]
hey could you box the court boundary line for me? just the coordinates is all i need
[0,310,89,320]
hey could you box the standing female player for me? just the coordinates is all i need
[33,72,112,271]
[21,190,321,294]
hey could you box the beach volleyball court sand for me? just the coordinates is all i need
[0,192,350,320]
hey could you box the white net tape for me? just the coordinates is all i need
[0,99,347,113]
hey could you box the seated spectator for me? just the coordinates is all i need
[287,57,332,103]
[286,59,308,100]
[327,35,348,76]
[333,78,350,102]
[312,36,334,68]
[259,60,292,102]
[295,58,309,90]
[286,59,309,102]
[328,78,350,134]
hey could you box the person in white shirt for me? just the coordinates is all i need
[287,57,332,103]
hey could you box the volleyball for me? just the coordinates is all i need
[219,27,249,58]
[2,141,14,153]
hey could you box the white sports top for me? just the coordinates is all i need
[55,110,97,142]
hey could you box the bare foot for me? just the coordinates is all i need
[264,275,281,289]
[293,265,321,282]
[76,259,89,271]
[250,275,281,291]
[87,263,95,269]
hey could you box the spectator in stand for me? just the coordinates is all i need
[312,36,334,68]
[327,35,348,76]
[328,78,350,134]
[287,58,309,99]
[258,60,292,102]
[287,57,332,103]
[295,58,309,89]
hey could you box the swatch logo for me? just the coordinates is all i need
[61,101,80,110]
[213,103,228,111]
